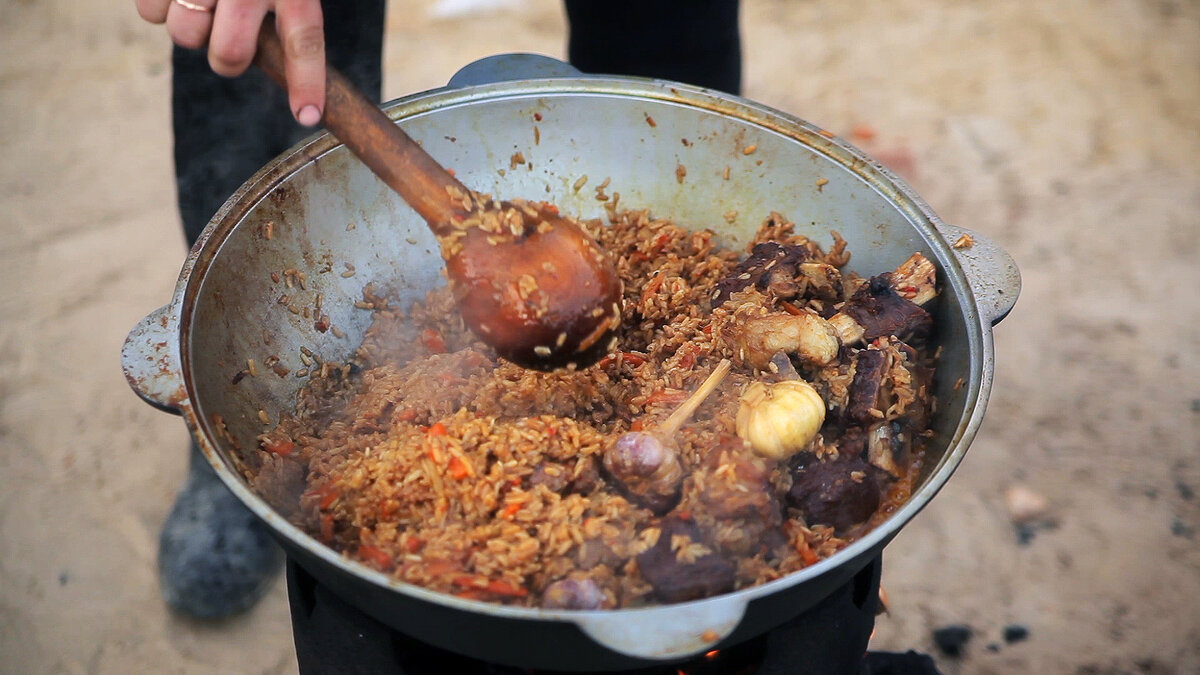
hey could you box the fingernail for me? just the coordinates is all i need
[297,105,321,127]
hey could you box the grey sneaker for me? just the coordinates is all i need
[158,444,284,618]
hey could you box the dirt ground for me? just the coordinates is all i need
[1,0,1198,673]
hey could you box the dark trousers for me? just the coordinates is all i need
[173,0,742,247]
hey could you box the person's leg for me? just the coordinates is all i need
[161,0,385,618]
[563,0,742,95]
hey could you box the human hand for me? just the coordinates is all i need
[135,0,326,126]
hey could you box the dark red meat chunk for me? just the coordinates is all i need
[843,275,932,342]
[711,242,811,306]
[636,517,735,603]
[788,457,885,533]
[846,349,889,425]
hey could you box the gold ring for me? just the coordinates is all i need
[173,0,213,12]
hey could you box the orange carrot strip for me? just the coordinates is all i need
[358,544,395,571]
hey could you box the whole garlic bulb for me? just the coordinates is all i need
[736,379,826,460]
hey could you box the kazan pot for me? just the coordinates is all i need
[123,55,1020,671]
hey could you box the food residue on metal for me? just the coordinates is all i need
[264,221,275,240]
[341,263,356,278]
[742,144,757,155]
[573,174,588,192]
[510,151,526,169]
[816,178,829,192]
[675,163,687,184]
[723,166,731,181]
[644,113,656,127]
[952,233,975,249]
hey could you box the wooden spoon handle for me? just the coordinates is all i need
[254,22,469,232]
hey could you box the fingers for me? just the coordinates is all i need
[136,0,171,24]
[274,0,326,126]
[164,0,217,50]
[207,0,270,78]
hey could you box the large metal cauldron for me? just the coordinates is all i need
[123,57,1019,671]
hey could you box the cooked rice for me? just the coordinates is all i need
[249,210,934,609]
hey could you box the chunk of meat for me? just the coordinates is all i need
[840,275,932,343]
[529,463,571,493]
[636,518,736,603]
[688,451,783,557]
[846,349,890,424]
[531,457,602,495]
[711,242,811,306]
[252,453,306,518]
[788,457,885,533]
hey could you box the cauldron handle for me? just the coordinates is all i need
[121,304,187,415]
[446,54,585,89]
[936,224,1021,327]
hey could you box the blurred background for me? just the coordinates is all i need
[1,0,1197,673]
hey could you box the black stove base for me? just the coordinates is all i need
[286,557,938,675]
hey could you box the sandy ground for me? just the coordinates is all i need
[1,0,1198,673]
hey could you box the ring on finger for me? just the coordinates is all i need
[173,0,213,12]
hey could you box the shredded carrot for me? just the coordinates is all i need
[780,301,804,316]
[485,580,528,597]
[420,328,447,353]
[630,419,645,431]
[501,500,523,518]
[358,544,395,571]
[451,575,528,598]
[597,351,648,368]
[796,535,820,566]
[640,273,666,300]
[319,488,339,510]
[428,422,447,437]
[449,455,472,480]
[263,439,294,456]
[644,389,688,406]
[319,514,335,543]
[404,536,424,554]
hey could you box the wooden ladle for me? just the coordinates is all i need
[253,24,622,370]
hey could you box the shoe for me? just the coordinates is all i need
[158,443,284,619]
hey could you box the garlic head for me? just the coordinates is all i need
[735,379,826,460]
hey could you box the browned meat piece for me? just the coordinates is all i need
[685,451,783,557]
[529,463,571,493]
[541,576,605,610]
[251,453,306,518]
[534,457,603,495]
[636,517,736,603]
[576,538,623,570]
[846,349,890,424]
[788,457,885,533]
[842,275,932,343]
[711,242,811,306]
[570,456,601,494]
